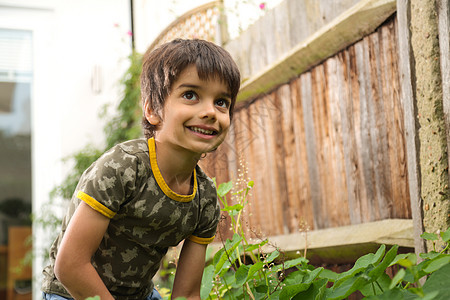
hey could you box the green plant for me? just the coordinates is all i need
[194,178,450,300]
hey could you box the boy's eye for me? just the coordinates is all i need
[216,98,230,109]
[182,91,198,101]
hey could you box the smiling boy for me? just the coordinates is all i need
[41,39,241,300]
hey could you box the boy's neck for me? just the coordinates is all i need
[153,138,200,195]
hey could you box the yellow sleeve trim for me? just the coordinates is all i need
[77,191,116,219]
[148,137,197,202]
[188,235,216,245]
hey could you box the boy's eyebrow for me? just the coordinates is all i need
[176,83,232,98]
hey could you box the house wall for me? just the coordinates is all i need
[0,1,131,298]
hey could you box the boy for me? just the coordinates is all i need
[41,39,241,300]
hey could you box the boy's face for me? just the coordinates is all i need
[146,65,232,156]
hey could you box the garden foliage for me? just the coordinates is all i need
[193,179,450,300]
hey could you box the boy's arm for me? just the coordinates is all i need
[171,239,208,300]
[54,201,114,300]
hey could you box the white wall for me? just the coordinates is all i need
[0,1,131,298]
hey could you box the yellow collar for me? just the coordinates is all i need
[148,137,197,202]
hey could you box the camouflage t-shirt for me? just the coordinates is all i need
[42,138,221,299]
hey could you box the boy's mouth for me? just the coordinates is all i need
[188,126,218,136]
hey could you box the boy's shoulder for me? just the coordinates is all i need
[99,138,149,168]
[195,164,217,192]
[113,138,149,155]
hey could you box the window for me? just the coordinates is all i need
[0,28,33,244]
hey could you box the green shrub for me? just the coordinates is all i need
[189,179,450,300]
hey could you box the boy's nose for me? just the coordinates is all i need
[200,101,216,119]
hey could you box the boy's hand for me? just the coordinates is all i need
[171,239,207,300]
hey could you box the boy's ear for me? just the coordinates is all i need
[144,101,161,125]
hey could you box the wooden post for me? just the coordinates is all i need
[396,0,426,255]
[438,0,450,191]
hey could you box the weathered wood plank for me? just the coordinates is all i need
[437,0,450,193]
[396,0,426,255]
[290,78,315,230]
[246,100,271,237]
[355,39,381,221]
[379,19,411,218]
[368,31,395,219]
[278,83,300,232]
[325,57,351,227]
[236,0,396,102]
[264,91,288,235]
[301,72,323,229]
[338,49,363,224]
[311,65,335,228]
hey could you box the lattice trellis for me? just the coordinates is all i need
[148,1,226,51]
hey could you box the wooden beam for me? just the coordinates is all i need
[396,0,426,256]
[237,0,397,102]
[208,219,414,264]
[261,219,413,262]
[438,0,450,196]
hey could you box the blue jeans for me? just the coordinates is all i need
[42,289,163,300]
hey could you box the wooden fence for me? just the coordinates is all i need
[200,8,411,239]
[146,0,417,253]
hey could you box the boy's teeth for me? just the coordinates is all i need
[190,127,214,135]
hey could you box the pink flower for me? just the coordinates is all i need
[127,30,133,36]
[113,23,119,27]
[259,2,266,10]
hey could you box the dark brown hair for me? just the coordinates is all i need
[140,39,241,138]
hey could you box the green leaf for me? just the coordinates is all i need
[214,234,243,275]
[304,267,324,284]
[319,268,339,282]
[408,287,425,297]
[421,232,439,241]
[217,181,233,197]
[372,244,387,265]
[389,268,406,289]
[360,273,391,296]
[422,255,450,274]
[420,251,441,260]
[291,278,328,300]
[423,263,450,299]
[368,245,398,281]
[397,253,417,268]
[265,249,280,264]
[247,261,265,280]
[390,253,410,267]
[286,269,305,281]
[200,264,215,299]
[272,257,308,272]
[441,227,450,242]
[222,203,244,216]
[279,282,313,300]
[364,288,416,300]
[234,264,250,286]
[333,250,379,288]
[327,275,368,300]
[245,239,268,252]
[255,284,268,294]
